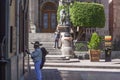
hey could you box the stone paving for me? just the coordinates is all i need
[24,67,120,80]
[24,59,120,80]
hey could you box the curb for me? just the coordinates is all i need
[44,59,120,69]
[44,64,120,69]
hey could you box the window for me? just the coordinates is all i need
[43,13,48,29]
[51,13,56,29]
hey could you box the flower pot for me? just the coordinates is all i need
[89,50,100,62]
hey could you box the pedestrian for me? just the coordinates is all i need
[54,30,60,48]
[26,41,42,80]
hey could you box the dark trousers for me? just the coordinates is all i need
[54,39,59,48]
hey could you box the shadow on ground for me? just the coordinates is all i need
[24,69,63,80]
[24,68,120,80]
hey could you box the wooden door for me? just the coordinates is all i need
[42,11,57,32]
[41,2,57,33]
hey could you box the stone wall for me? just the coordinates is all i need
[113,0,120,41]
[109,0,120,51]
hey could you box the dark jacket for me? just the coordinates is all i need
[31,48,42,62]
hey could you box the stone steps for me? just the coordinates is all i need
[29,42,62,55]
[29,33,64,61]
[28,33,80,62]
[29,33,54,42]
[45,55,79,63]
[29,33,62,55]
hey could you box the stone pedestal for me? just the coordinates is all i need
[57,24,74,58]
[57,24,70,32]
[60,35,74,58]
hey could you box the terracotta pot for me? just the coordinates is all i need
[89,49,100,62]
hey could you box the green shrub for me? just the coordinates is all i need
[75,42,88,51]
[87,32,102,50]
[70,2,105,28]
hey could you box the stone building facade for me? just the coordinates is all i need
[29,0,109,34]
[110,0,120,50]
[0,0,29,80]
[29,0,120,49]
[29,0,59,33]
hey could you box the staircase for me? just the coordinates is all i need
[29,33,61,55]
[29,33,68,62]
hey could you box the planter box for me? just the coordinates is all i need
[89,50,100,62]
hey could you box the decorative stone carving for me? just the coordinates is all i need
[30,23,36,33]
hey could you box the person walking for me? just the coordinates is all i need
[54,30,60,48]
[26,41,42,80]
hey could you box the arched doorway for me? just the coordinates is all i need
[41,2,57,33]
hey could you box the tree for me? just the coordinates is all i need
[57,2,105,41]
[70,2,105,40]
[70,2,105,28]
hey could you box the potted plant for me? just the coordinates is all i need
[87,32,102,62]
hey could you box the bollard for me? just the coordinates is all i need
[105,48,112,62]
[104,36,112,62]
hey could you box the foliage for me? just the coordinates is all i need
[87,32,102,50]
[75,42,88,51]
[70,2,105,28]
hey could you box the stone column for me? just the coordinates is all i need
[29,0,36,33]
